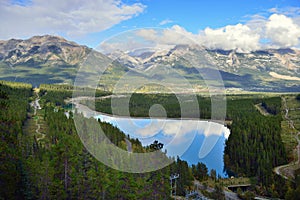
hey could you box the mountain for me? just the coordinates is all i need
[0,35,92,85]
[0,35,299,92]
[0,35,90,65]
[110,45,300,92]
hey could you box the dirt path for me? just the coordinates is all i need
[35,116,45,141]
[273,97,300,180]
[125,138,132,153]
[30,90,46,141]
[255,103,271,116]
[296,132,300,165]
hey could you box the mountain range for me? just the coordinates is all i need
[0,35,90,86]
[0,35,299,92]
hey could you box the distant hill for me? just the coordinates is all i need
[0,35,299,92]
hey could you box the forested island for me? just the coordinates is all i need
[1,81,300,199]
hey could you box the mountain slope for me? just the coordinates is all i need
[0,35,93,85]
[110,45,300,92]
[0,35,299,92]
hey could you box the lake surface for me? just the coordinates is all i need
[94,114,230,177]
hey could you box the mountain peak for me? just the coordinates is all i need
[0,35,91,67]
[0,35,299,91]
[26,35,79,46]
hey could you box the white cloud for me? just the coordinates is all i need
[200,24,261,52]
[3,1,297,52]
[162,25,197,45]
[268,8,278,13]
[134,120,197,138]
[163,120,198,135]
[100,26,197,53]
[135,120,228,138]
[245,15,267,37]
[135,120,166,137]
[159,19,173,26]
[0,0,145,39]
[131,11,300,52]
[100,37,149,53]
[294,16,300,28]
[135,26,197,47]
[265,14,300,48]
[129,24,260,52]
[96,114,229,158]
[136,29,158,41]
[268,6,300,17]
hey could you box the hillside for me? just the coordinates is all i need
[110,45,300,92]
[0,35,299,92]
[0,35,91,85]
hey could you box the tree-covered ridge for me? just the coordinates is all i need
[85,93,211,119]
[2,80,299,199]
[40,107,172,199]
[224,98,289,196]
[261,97,282,115]
[84,93,297,197]
[0,81,32,199]
[1,81,198,199]
[39,84,111,106]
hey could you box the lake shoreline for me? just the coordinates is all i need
[69,96,230,177]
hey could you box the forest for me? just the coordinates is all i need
[83,93,211,119]
[83,92,300,198]
[1,81,300,199]
[1,81,223,199]
[224,97,289,197]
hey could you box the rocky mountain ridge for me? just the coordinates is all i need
[110,45,300,75]
[0,35,299,92]
[0,35,91,66]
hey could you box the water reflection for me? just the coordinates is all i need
[95,114,230,177]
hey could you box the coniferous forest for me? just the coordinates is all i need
[1,80,300,199]
[224,98,288,196]
[0,81,196,199]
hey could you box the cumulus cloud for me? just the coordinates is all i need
[265,14,300,48]
[100,27,197,53]
[130,12,300,52]
[128,26,198,52]
[0,0,145,39]
[125,24,260,52]
[200,24,261,52]
[1,1,299,52]
[136,26,196,45]
[162,25,197,45]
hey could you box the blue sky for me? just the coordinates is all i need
[1,0,300,50]
[120,0,296,29]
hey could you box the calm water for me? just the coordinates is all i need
[95,114,230,177]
